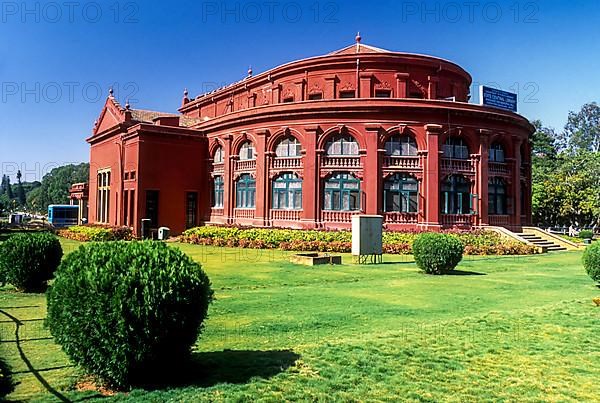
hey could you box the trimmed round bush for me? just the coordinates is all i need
[413,233,464,275]
[0,232,62,292]
[46,241,213,389]
[582,241,600,283]
[579,230,594,240]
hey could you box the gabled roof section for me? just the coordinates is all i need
[328,43,392,55]
[92,95,127,135]
[131,109,175,123]
[92,95,200,136]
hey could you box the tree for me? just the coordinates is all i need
[532,148,600,227]
[531,120,558,158]
[26,163,89,212]
[530,120,560,186]
[559,102,600,153]
[16,171,26,206]
[5,176,13,200]
[0,175,11,198]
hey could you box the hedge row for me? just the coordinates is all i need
[180,226,537,255]
[57,225,134,242]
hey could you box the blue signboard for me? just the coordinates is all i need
[479,86,517,112]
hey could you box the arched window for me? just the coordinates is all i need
[213,146,224,164]
[213,176,224,207]
[325,134,359,156]
[384,174,418,213]
[385,134,418,156]
[323,173,360,211]
[96,170,111,223]
[489,178,507,215]
[489,143,505,162]
[236,174,256,208]
[441,175,471,214]
[239,141,255,161]
[272,173,302,210]
[275,136,301,157]
[443,137,469,159]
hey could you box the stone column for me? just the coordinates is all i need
[428,76,439,100]
[478,129,491,226]
[364,125,382,214]
[424,124,443,229]
[224,134,234,224]
[302,126,319,228]
[294,79,306,101]
[512,135,523,228]
[254,129,269,226]
[272,84,281,104]
[325,75,337,99]
[359,73,373,98]
[395,73,409,98]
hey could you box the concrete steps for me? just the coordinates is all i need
[515,232,568,252]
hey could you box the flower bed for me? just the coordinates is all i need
[180,226,537,256]
[57,225,134,242]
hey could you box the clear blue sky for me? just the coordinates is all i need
[1,0,599,182]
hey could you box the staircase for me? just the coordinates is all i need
[485,226,581,253]
[515,232,567,252]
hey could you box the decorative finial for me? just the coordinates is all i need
[109,87,114,97]
[182,88,190,106]
[94,119,98,128]
[247,65,253,77]
[125,100,130,110]
[355,31,361,43]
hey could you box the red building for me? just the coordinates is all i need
[84,37,534,236]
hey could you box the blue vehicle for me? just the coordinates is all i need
[48,205,79,228]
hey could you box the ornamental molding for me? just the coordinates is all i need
[374,81,392,90]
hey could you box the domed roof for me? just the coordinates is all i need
[328,43,392,55]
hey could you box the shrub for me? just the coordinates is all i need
[382,242,412,255]
[180,226,535,256]
[57,225,134,242]
[0,232,62,292]
[0,255,7,287]
[579,230,594,240]
[463,242,538,255]
[582,242,600,283]
[0,356,14,398]
[412,233,464,275]
[46,241,213,389]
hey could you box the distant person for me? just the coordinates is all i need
[568,225,577,237]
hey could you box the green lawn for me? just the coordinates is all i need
[1,241,599,402]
